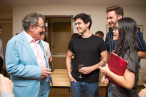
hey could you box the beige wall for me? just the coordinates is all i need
[13,5,146,67]
[13,5,146,37]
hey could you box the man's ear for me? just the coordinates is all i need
[118,15,122,20]
[86,22,90,28]
[29,24,34,31]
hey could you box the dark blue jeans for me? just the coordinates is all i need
[71,81,99,97]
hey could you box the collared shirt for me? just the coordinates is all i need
[41,40,51,59]
[24,31,47,68]
[105,29,146,54]
[0,39,3,59]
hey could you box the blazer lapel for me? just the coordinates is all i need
[21,31,38,65]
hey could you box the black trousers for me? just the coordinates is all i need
[0,57,3,73]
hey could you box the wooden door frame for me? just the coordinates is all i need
[44,15,74,43]
[43,15,74,70]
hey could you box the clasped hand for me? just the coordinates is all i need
[79,67,93,75]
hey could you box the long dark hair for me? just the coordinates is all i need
[114,17,137,58]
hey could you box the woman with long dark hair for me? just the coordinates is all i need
[100,17,139,97]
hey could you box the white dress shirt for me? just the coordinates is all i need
[41,40,51,59]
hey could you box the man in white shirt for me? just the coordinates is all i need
[40,32,52,62]
[0,26,3,73]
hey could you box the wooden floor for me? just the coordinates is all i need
[49,69,145,97]
[1,68,145,97]
[48,85,145,97]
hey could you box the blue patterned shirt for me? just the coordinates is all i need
[105,30,146,53]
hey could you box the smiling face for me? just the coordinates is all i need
[74,18,90,34]
[31,17,45,41]
[107,11,120,28]
[113,22,119,41]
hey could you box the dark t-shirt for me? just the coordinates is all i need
[109,51,139,97]
[68,34,107,82]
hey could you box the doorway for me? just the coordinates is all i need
[44,15,73,71]
[0,21,13,78]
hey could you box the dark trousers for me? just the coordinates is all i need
[0,57,3,73]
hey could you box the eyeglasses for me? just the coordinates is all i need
[113,26,118,31]
[74,22,83,26]
[36,25,45,29]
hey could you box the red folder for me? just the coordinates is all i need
[106,52,128,88]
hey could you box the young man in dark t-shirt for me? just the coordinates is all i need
[66,13,108,97]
